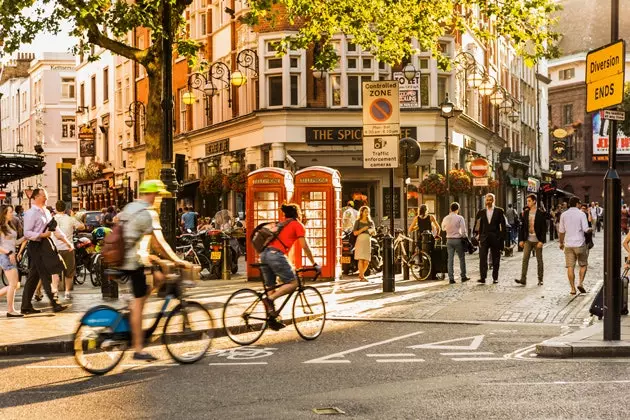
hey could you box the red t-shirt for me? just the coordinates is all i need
[268,219,305,254]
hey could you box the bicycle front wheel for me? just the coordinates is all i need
[74,308,128,375]
[91,254,103,287]
[163,301,214,364]
[410,251,432,281]
[293,286,326,341]
[222,288,267,346]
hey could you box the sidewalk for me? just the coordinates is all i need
[0,234,615,356]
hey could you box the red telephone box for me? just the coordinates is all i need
[246,168,294,280]
[293,166,342,280]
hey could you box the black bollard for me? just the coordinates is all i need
[382,233,395,292]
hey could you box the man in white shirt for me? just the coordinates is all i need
[559,197,591,295]
[53,201,85,300]
[342,201,359,231]
[441,202,470,284]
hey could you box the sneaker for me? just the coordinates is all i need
[267,318,286,331]
[133,351,158,362]
[53,304,68,313]
[64,292,72,300]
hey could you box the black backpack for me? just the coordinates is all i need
[250,219,294,254]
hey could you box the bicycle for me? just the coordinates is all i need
[393,231,432,281]
[176,243,211,271]
[74,267,214,375]
[222,265,325,345]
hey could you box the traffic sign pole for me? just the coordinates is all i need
[604,0,622,341]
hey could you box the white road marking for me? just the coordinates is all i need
[440,352,494,356]
[26,365,81,369]
[482,380,630,386]
[303,331,425,364]
[409,335,485,350]
[451,357,506,361]
[375,359,425,363]
[208,362,268,366]
[365,353,416,357]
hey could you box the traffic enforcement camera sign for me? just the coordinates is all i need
[362,81,400,136]
[363,135,399,169]
[586,40,625,113]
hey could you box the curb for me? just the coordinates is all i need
[536,323,630,358]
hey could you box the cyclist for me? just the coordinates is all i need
[260,203,320,331]
[91,225,112,253]
[118,179,190,361]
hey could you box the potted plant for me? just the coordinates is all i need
[419,173,447,195]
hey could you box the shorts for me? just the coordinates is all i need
[59,250,76,278]
[0,254,16,271]
[122,267,149,298]
[565,245,588,268]
[260,248,296,288]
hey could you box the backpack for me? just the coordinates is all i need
[101,208,143,267]
[250,219,294,254]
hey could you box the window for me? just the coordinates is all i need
[115,80,122,112]
[563,104,573,125]
[268,76,283,106]
[327,36,376,107]
[437,75,448,104]
[559,68,575,80]
[80,83,85,108]
[61,117,76,139]
[261,39,303,108]
[103,68,109,102]
[331,76,341,106]
[61,78,75,99]
[200,13,207,35]
[90,75,96,107]
[179,89,189,132]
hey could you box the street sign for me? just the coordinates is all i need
[0,191,6,200]
[362,81,400,136]
[363,135,399,169]
[472,177,489,187]
[469,158,489,178]
[603,109,626,121]
[586,40,625,112]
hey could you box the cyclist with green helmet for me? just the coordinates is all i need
[118,179,190,361]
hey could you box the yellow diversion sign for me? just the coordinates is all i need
[586,40,625,113]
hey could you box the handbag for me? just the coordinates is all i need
[462,236,476,254]
[585,231,594,249]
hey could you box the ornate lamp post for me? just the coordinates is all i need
[124,101,147,131]
[440,93,455,219]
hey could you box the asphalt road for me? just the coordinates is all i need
[1,320,629,419]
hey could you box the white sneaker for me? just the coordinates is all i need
[64,292,72,300]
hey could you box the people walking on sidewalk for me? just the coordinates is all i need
[353,206,376,282]
[20,188,69,315]
[0,206,26,317]
[342,201,359,231]
[441,202,470,284]
[474,193,506,284]
[515,194,547,287]
[505,203,519,246]
[53,200,85,300]
[559,197,591,295]
[622,204,629,235]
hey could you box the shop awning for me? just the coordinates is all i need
[0,153,45,186]
[179,179,200,197]
[509,177,528,187]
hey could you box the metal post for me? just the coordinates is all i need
[160,0,178,248]
[382,168,395,292]
[222,235,231,280]
[402,147,410,280]
[604,0,622,340]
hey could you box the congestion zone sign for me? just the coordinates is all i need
[586,40,625,113]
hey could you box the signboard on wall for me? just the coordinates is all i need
[394,72,420,108]
[306,127,417,145]
[592,110,630,160]
[79,126,96,157]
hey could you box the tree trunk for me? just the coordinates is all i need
[145,59,164,180]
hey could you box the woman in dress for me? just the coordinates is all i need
[353,206,375,282]
[0,206,25,317]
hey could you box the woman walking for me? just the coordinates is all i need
[622,204,629,235]
[353,206,375,282]
[0,206,25,317]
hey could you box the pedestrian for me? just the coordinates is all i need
[181,206,197,233]
[20,188,69,315]
[0,206,26,317]
[441,202,470,284]
[589,202,598,236]
[102,206,116,228]
[505,203,519,246]
[409,204,441,239]
[548,207,556,241]
[13,205,24,238]
[622,204,629,235]
[53,200,85,300]
[473,193,506,284]
[595,202,603,232]
[515,194,547,286]
[342,200,359,231]
[353,206,376,282]
[559,197,590,295]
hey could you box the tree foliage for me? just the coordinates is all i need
[243,0,561,69]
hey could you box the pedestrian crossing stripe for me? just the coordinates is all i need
[407,335,485,350]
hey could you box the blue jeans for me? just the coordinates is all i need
[446,239,467,282]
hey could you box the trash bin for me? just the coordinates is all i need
[420,231,434,255]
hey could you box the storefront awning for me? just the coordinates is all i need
[0,153,45,186]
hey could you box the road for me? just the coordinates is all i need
[1,320,629,419]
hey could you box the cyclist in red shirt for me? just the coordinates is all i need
[260,203,319,330]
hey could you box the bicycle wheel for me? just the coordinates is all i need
[410,251,432,281]
[222,288,267,346]
[195,253,211,271]
[91,254,102,287]
[163,301,214,364]
[74,308,128,375]
[293,286,326,341]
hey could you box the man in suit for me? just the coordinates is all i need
[515,194,547,286]
[474,193,506,284]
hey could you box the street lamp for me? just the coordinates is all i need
[235,48,259,81]
[478,75,496,96]
[24,185,33,207]
[508,109,520,123]
[556,170,563,179]
[230,154,242,174]
[125,101,146,131]
[207,160,218,177]
[440,93,455,218]
[403,63,417,83]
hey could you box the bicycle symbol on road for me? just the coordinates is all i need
[210,346,277,360]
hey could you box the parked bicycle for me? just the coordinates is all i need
[222,265,325,345]
[392,230,432,281]
[74,267,213,375]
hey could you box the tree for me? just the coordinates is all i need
[0,0,200,178]
[243,0,561,69]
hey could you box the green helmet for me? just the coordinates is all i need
[139,179,167,195]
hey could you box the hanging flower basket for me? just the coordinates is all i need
[488,179,500,190]
[419,173,447,195]
[227,171,248,194]
[200,173,227,196]
[72,161,106,182]
[448,169,472,194]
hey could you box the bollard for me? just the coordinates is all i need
[100,264,118,299]
[222,235,231,280]
[382,233,395,292]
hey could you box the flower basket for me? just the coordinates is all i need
[72,161,106,182]
[200,173,227,196]
[488,179,500,190]
[448,169,472,194]
[227,171,248,194]
[419,173,447,195]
